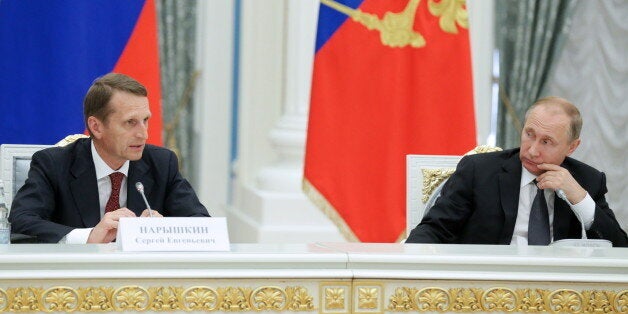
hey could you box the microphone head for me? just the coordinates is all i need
[135,182,144,193]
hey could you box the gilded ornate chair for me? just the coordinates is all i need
[406,145,502,236]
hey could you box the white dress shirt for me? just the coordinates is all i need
[510,166,595,245]
[59,142,129,244]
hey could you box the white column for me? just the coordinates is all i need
[468,0,495,145]
[228,0,344,243]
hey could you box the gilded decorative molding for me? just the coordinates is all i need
[320,282,351,314]
[358,287,378,309]
[354,282,383,314]
[421,168,455,203]
[389,287,414,311]
[325,288,345,310]
[217,287,252,311]
[0,285,316,313]
[387,287,628,313]
[286,286,315,311]
[182,286,217,311]
[0,284,625,313]
[416,287,449,312]
[42,286,79,312]
[78,287,114,311]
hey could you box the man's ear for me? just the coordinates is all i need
[566,138,581,156]
[87,116,103,139]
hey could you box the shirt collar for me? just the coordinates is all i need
[519,166,537,188]
[91,141,129,180]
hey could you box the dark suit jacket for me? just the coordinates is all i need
[9,138,209,243]
[406,148,628,247]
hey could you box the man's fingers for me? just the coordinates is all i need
[140,209,163,217]
[537,163,562,171]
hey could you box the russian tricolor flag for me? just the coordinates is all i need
[304,0,476,242]
[0,0,162,145]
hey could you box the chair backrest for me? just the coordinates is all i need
[0,134,88,210]
[0,144,51,209]
[406,145,503,236]
[406,154,460,236]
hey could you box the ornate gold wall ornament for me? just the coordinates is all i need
[325,288,346,310]
[387,287,628,313]
[450,288,483,311]
[0,289,7,312]
[148,287,184,311]
[421,168,455,203]
[42,287,79,312]
[112,286,149,312]
[182,286,218,311]
[416,287,449,312]
[549,289,583,313]
[515,288,548,312]
[427,0,468,33]
[0,285,317,313]
[217,287,252,311]
[77,287,114,312]
[357,287,378,309]
[252,286,286,311]
[0,284,625,313]
[616,290,628,312]
[582,290,614,313]
[388,287,414,311]
[481,287,516,312]
[286,286,315,311]
[6,287,43,312]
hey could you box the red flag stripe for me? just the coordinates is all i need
[113,0,163,146]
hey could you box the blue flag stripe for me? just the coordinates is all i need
[0,0,145,144]
[315,0,364,53]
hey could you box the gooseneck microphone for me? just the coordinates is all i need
[135,182,154,217]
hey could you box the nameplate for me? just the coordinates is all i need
[116,217,230,252]
[550,238,612,248]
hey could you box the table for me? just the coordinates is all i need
[0,243,626,313]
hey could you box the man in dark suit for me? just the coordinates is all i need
[406,97,627,246]
[9,73,209,243]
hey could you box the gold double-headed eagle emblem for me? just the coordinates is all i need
[321,0,468,48]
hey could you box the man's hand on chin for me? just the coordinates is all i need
[537,163,587,204]
[87,208,137,243]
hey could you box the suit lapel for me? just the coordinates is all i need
[69,139,101,227]
[127,158,153,216]
[497,152,523,244]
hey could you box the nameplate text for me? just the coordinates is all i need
[117,217,230,251]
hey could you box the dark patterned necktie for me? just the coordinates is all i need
[105,172,124,213]
[528,180,551,245]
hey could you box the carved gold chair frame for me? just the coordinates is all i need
[406,145,502,236]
